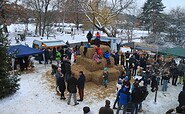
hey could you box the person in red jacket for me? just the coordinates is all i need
[95,32,100,47]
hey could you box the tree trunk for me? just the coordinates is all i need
[94,24,112,37]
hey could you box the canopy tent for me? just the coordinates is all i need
[160,47,185,58]
[7,45,45,74]
[8,45,44,58]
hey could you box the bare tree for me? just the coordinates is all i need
[165,7,185,46]
[23,0,58,36]
[80,0,134,37]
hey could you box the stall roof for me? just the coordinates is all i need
[43,41,66,47]
[120,42,159,52]
[8,45,44,58]
[160,47,185,58]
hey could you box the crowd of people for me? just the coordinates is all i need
[41,31,185,113]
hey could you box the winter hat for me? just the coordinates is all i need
[118,79,123,84]
[105,100,110,106]
[104,67,108,71]
[125,76,129,81]
[83,106,90,113]
[139,81,144,87]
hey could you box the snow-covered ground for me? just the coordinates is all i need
[0,24,183,114]
[0,61,183,114]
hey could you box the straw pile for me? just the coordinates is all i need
[71,64,92,82]
[73,44,121,85]
[113,65,124,73]
[99,45,110,53]
[80,46,96,59]
[91,68,120,85]
[106,57,114,67]
[76,55,106,72]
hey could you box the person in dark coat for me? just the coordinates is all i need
[151,74,158,92]
[171,63,178,86]
[131,81,142,114]
[61,56,67,76]
[77,71,86,101]
[23,56,28,70]
[44,48,49,64]
[57,73,66,100]
[140,56,147,71]
[162,72,169,92]
[48,49,53,64]
[67,73,79,105]
[99,100,114,114]
[125,51,130,68]
[178,86,185,107]
[86,31,93,43]
[121,53,125,67]
[95,32,100,47]
[18,57,24,71]
[65,59,71,81]
[138,81,148,112]
[114,52,119,65]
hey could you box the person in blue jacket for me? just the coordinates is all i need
[116,85,132,114]
[104,50,111,65]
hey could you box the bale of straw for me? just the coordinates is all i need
[100,45,110,53]
[91,68,120,85]
[80,46,96,59]
[71,64,92,82]
[86,47,96,59]
[76,56,106,72]
[106,57,115,67]
[80,46,84,56]
[113,65,123,73]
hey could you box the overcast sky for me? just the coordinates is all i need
[136,0,185,12]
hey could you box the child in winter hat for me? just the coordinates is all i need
[83,106,93,114]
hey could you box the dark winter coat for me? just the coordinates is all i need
[138,86,148,102]
[131,87,143,103]
[57,76,66,92]
[140,57,147,68]
[99,106,114,114]
[117,87,131,105]
[77,74,86,89]
[151,75,158,88]
[65,61,71,74]
[103,73,108,80]
[44,49,50,59]
[170,65,178,77]
[61,60,66,74]
[178,63,185,76]
[134,53,140,60]
[67,77,78,93]
[121,54,125,65]
[86,32,93,41]
[162,74,169,80]
[125,52,130,59]
[114,53,119,65]
[129,56,135,65]
[178,90,185,107]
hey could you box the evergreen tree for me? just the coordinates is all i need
[139,0,166,34]
[0,0,19,99]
